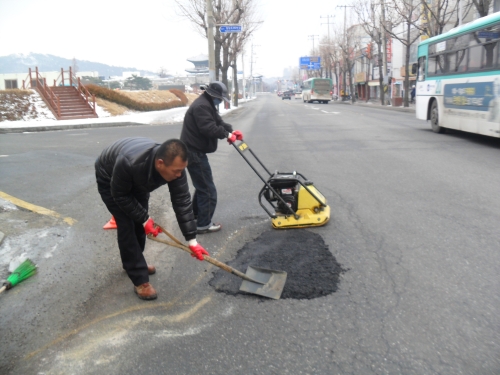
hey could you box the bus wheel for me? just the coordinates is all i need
[430,100,445,133]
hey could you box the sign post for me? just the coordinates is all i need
[218,24,243,107]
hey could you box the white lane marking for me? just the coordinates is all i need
[0,155,8,157]
[321,110,340,114]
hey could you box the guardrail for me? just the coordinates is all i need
[22,67,61,119]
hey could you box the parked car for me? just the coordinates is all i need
[282,90,293,100]
[294,91,302,99]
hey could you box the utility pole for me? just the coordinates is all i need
[250,43,259,97]
[242,48,246,99]
[380,0,389,104]
[320,15,334,41]
[308,35,319,55]
[321,15,334,79]
[336,5,353,99]
[206,0,216,83]
[250,43,253,97]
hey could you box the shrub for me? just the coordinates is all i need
[85,84,186,111]
[0,89,36,121]
[168,89,188,105]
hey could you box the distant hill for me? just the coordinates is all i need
[0,53,157,78]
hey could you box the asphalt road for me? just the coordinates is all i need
[0,95,499,374]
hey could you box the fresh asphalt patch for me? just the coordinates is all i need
[209,229,345,299]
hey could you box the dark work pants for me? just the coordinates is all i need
[97,181,149,286]
[186,149,217,229]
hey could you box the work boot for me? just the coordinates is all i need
[147,264,156,275]
[134,282,157,300]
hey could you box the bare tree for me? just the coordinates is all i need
[175,0,261,93]
[418,0,473,38]
[157,67,169,78]
[353,0,387,104]
[383,0,421,106]
[473,0,493,16]
[337,23,363,102]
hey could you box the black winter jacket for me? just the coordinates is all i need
[95,137,197,241]
[180,92,233,153]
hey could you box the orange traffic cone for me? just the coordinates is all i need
[103,216,117,230]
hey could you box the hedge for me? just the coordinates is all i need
[85,85,186,111]
[168,89,188,105]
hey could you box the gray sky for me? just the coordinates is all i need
[0,0,348,77]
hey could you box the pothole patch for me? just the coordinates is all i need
[209,230,344,300]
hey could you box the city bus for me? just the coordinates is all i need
[416,12,500,138]
[302,78,333,104]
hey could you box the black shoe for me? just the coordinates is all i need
[197,223,221,234]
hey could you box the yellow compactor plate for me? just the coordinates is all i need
[272,205,330,229]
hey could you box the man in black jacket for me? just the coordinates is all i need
[180,81,243,234]
[95,138,208,300]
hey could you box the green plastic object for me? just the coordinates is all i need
[5,259,37,289]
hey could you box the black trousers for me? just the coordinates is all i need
[97,181,150,286]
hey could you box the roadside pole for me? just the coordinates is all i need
[242,49,246,99]
[207,0,216,83]
[218,23,243,104]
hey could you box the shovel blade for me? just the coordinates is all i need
[239,266,287,300]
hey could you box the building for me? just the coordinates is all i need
[0,69,99,90]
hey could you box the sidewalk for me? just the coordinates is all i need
[332,98,416,113]
[0,97,253,134]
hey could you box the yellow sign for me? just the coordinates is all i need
[355,72,366,83]
[238,142,248,151]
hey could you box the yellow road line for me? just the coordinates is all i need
[0,191,76,225]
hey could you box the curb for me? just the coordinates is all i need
[0,122,146,134]
[0,104,245,134]
[0,231,4,246]
[332,100,416,113]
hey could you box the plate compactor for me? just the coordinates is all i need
[232,140,330,229]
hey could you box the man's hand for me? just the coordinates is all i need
[233,130,244,141]
[143,217,162,237]
[227,132,237,144]
[188,239,209,260]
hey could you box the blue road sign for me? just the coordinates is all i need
[219,25,242,33]
[300,57,310,66]
[300,56,321,70]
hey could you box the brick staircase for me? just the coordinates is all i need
[51,86,98,120]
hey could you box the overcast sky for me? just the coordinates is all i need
[0,0,350,78]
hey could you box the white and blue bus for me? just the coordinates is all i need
[416,12,500,138]
[302,78,333,104]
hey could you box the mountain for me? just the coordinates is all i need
[0,53,157,78]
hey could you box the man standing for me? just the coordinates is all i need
[180,81,243,234]
[95,138,208,300]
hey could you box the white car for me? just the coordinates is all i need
[294,91,302,99]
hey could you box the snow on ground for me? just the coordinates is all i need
[0,96,256,129]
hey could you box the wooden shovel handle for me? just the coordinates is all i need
[0,285,6,294]
[147,231,258,283]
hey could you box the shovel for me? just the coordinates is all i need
[147,225,287,300]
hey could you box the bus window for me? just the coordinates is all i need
[484,42,498,68]
[429,56,438,76]
[456,49,467,72]
[469,45,483,70]
[417,56,426,81]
